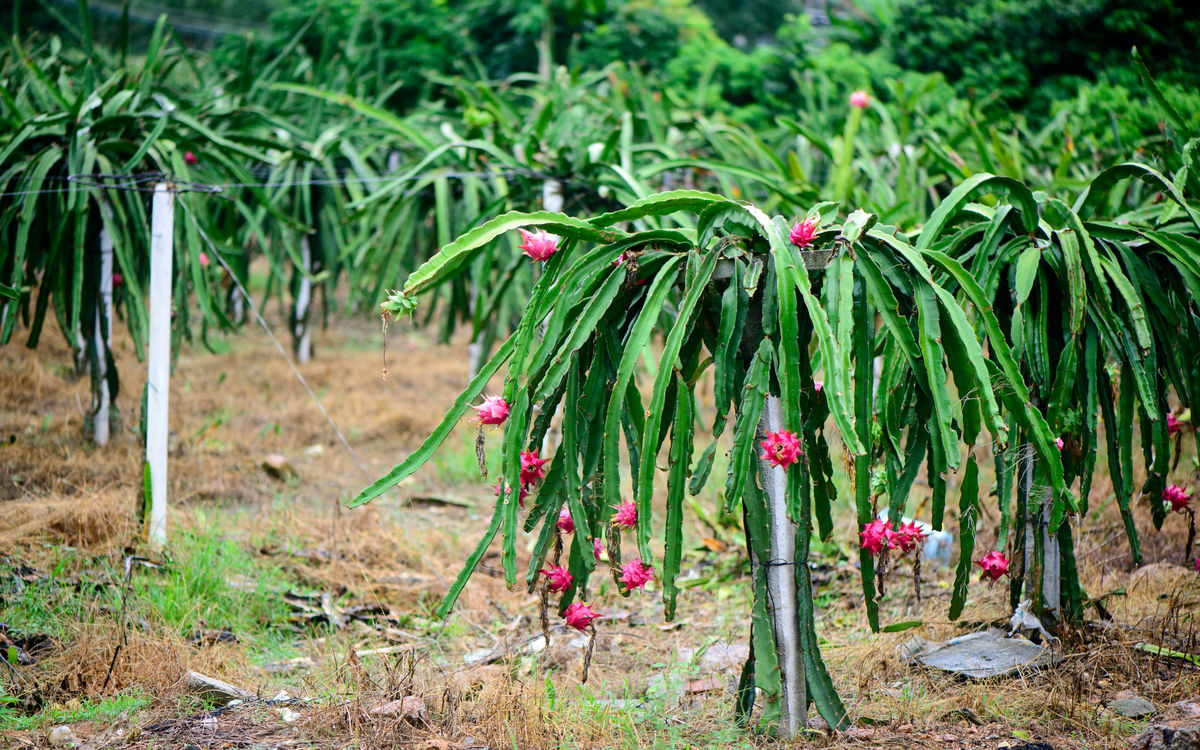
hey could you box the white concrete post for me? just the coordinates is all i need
[1041,489,1060,621]
[757,395,806,736]
[91,223,114,445]
[294,234,312,363]
[145,183,174,550]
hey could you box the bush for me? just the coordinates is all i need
[570,0,722,78]
[1054,73,1200,156]
[215,0,474,108]
[884,0,1200,118]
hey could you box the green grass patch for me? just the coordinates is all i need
[0,690,151,730]
[1,513,308,651]
[136,526,294,637]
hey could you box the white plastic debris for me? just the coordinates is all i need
[1008,598,1058,644]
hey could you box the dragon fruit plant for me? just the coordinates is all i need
[925,167,1200,623]
[351,98,1200,730]
[351,186,1078,736]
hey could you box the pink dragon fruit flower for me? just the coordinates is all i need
[540,565,573,593]
[593,537,604,561]
[472,395,510,426]
[813,380,823,393]
[849,90,870,109]
[518,229,559,262]
[183,150,198,166]
[788,218,819,249]
[564,602,601,631]
[1164,484,1192,513]
[619,559,654,591]
[760,430,801,469]
[977,551,1010,583]
[860,519,892,555]
[1168,413,1183,436]
[557,507,575,533]
[893,520,927,554]
[612,500,637,530]
[494,479,528,508]
[520,450,550,485]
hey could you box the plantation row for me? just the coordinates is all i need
[363,158,1199,731]
[2,7,1193,409]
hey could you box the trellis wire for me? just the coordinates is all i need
[0,167,546,198]
[176,196,463,605]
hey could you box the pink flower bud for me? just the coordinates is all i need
[593,537,604,561]
[1164,484,1191,513]
[520,450,549,485]
[494,480,528,508]
[472,395,510,426]
[760,430,801,469]
[184,151,198,166]
[1168,413,1182,436]
[813,380,823,393]
[976,551,1010,583]
[619,559,654,591]
[557,507,574,533]
[849,90,869,109]
[518,229,559,262]
[1054,437,1065,451]
[564,601,600,631]
[540,564,573,593]
[199,252,210,268]
[788,218,819,249]
[611,500,637,530]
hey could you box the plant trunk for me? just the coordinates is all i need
[757,395,806,737]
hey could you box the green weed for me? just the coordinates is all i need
[135,526,294,638]
[0,689,150,730]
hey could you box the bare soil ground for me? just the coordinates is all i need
[1,313,1198,749]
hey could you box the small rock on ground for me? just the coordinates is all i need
[369,696,427,723]
[1129,723,1200,750]
[47,726,76,746]
[1112,695,1156,719]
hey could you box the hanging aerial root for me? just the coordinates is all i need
[581,623,597,683]
[607,528,625,592]
[876,548,890,600]
[1185,508,1195,565]
[913,548,923,610]
[476,427,487,479]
